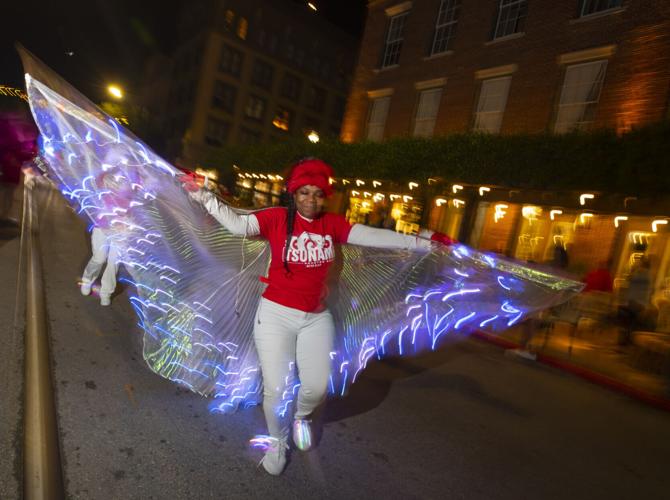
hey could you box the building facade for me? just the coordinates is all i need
[163,0,357,169]
[341,0,670,142]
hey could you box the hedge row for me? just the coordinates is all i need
[205,121,670,196]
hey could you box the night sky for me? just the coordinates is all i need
[1,0,366,103]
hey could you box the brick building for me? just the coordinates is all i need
[162,0,357,169]
[341,0,670,142]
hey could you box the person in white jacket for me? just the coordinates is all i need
[184,158,454,475]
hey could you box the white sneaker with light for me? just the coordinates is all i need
[293,418,313,451]
[251,436,288,476]
[80,282,92,296]
[100,295,111,306]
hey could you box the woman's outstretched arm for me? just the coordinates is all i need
[189,189,261,237]
[346,224,455,250]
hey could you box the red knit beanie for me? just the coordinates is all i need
[286,158,334,196]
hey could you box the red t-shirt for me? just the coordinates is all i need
[254,207,352,312]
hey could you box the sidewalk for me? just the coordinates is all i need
[474,319,670,411]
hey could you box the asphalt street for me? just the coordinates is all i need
[3,185,670,499]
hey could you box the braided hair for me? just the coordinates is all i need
[283,194,297,275]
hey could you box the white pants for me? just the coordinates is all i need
[254,298,335,440]
[81,227,118,297]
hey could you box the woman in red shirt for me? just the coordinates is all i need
[186,158,453,475]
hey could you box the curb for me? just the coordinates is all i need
[470,330,670,413]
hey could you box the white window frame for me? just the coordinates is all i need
[381,13,409,68]
[367,96,391,141]
[413,88,442,137]
[554,60,608,133]
[580,0,623,17]
[430,0,460,56]
[493,0,527,40]
[473,76,512,134]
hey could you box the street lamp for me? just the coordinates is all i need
[307,2,317,11]
[107,84,123,99]
[307,130,320,143]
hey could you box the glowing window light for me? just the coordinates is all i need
[373,193,385,202]
[363,191,371,198]
[259,174,267,179]
[652,219,668,232]
[351,190,360,196]
[237,173,244,178]
[579,212,594,224]
[494,203,508,223]
[435,198,447,207]
[268,175,275,181]
[428,178,438,185]
[245,173,252,178]
[362,201,370,208]
[389,194,401,201]
[453,199,465,208]
[479,186,490,196]
[342,179,350,185]
[354,179,365,186]
[403,195,413,202]
[579,193,595,206]
[276,175,283,180]
[452,184,463,194]
[550,209,563,220]
[372,180,382,187]
[252,173,259,179]
[614,215,628,228]
[329,177,336,185]
[408,182,419,190]
[522,205,541,220]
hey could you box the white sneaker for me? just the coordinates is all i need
[251,436,288,476]
[80,282,92,296]
[100,295,111,306]
[293,419,313,451]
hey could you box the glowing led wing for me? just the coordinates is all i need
[20,47,269,411]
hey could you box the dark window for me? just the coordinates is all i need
[310,56,321,76]
[320,62,330,80]
[303,115,321,131]
[306,85,326,113]
[580,0,622,16]
[492,0,527,39]
[244,94,266,121]
[332,95,346,121]
[205,117,230,146]
[430,0,460,55]
[381,13,408,68]
[295,48,305,67]
[251,59,274,90]
[269,34,278,54]
[212,81,237,113]
[239,127,262,144]
[280,73,302,101]
[272,107,293,132]
[257,29,266,47]
[219,44,244,77]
